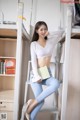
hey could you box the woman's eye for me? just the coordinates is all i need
[40,29,47,31]
[40,30,43,32]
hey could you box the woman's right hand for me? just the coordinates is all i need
[37,79,42,83]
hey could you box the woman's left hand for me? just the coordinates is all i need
[37,79,42,83]
[45,31,49,37]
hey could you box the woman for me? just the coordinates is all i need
[26,21,64,120]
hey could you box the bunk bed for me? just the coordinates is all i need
[0,3,30,120]
[61,5,80,120]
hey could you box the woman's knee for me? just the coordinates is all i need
[54,79,60,89]
[51,78,60,90]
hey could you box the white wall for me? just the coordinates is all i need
[20,0,62,33]
[0,0,18,22]
[66,39,80,120]
[35,0,61,31]
[0,0,63,33]
[0,0,33,33]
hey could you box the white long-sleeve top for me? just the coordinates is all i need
[30,30,64,82]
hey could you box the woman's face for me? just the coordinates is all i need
[36,25,48,39]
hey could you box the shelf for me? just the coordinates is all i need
[0,56,16,59]
[0,28,17,38]
[0,38,17,41]
[0,23,30,41]
[0,24,17,30]
[0,74,15,77]
[0,39,16,57]
[0,90,14,102]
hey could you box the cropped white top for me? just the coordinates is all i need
[30,30,64,82]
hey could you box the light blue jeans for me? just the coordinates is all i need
[30,68,60,120]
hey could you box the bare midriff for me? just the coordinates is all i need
[37,56,51,68]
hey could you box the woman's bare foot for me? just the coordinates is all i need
[27,99,38,114]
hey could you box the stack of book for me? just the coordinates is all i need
[0,59,16,74]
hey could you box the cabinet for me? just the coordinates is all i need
[0,3,30,120]
[0,29,17,120]
[0,26,30,120]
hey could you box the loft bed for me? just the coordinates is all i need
[68,3,80,38]
[61,5,80,120]
[0,24,30,40]
[0,2,31,120]
[0,17,30,40]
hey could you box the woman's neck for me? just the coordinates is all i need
[37,37,46,47]
[38,37,46,43]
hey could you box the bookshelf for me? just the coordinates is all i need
[0,29,17,120]
[0,37,16,74]
[0,27,30,120]
[0,3,30,120]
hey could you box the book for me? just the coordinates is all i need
[5,59,16,69]
[5,59,16,74]
[0,61,4,74]
[6,68,15,74]
[38,66,50,80]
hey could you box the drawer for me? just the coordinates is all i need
[0,102,13,111]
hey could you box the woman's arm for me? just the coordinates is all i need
[48,30,65,45]
[30,42,41,82]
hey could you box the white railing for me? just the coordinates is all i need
[61,6,72,120]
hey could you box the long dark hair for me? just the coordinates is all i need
[32,21,48,42]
